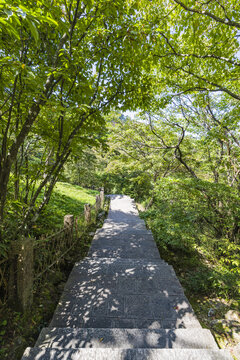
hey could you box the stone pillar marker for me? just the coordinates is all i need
[17,238,34,312]
[84,204,91,224]
[100,187,104,208]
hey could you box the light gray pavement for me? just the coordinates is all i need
[36,327,218,349]
[21,195,233,359]
[22,348,234,360]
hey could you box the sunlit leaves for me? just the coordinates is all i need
[144,0,240,102]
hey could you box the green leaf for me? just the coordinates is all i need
[45,16,58,27]
[26,18,39,44]
[0,18,20,39]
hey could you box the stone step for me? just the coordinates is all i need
[95,228,153,236]
[51,253,200,329]
[101,221,147,232]
[49,256,194,329]
[90,228,159,259]
[22,195,227,360]
[36,327,218,349]
[75,256,169,268]
[62,258,182,294]
[88,244,161,259]
[62,273,184,295]
[103,219,146,227]
[66,266,182,294]
[105,211,143,218]
[50,287,200,329]
[78,256,166,264]
[50,314,201,329]
[22,348,233,359]
[93,230,155,243]
[73,257,177,279]
[74,257,171,271]
[102,220,146,227]
[89,239,157,250]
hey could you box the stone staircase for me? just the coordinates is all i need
[22,195,233,359]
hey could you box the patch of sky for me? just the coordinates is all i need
[123,110,138,119]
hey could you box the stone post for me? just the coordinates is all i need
[17,238,34,312]
[84,204,91,224]
[100,187,104,209]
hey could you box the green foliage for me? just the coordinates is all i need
[1,0,240,352]
[146,0,240,102]
[186,267,237,298]
[34,182,98,233]
[0,0,156,240]
[141,176,240,298]
[0,0,240,313]
[104,100,240,302]
[63,151,106,189]
[102,167,152,200]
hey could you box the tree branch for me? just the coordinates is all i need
[173,0,240,29]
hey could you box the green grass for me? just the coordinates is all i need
[35,182,99,233]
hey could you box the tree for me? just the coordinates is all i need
[105,93,240,244]
[139,0,240,102]
[0,0,154,238]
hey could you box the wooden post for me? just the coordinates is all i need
[84,204,91,224]
[96,194,101,214]
[17,238,34,312]
[64,215,74,243]
[64,214,74,230]
[75,216,79,238]
[100,187,104,209]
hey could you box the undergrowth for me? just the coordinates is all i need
[0,185,109,360]
[139,203,240,358]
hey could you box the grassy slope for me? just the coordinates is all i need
[35,182,98,232]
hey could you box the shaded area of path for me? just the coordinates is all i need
[22,195,233,359]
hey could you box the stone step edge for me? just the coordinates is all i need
[73,258,174,271]
[75,257,168,264]
[49,315,202,329]
[36,327,218,349]
[21,348,233,360]
[95,229,152,234]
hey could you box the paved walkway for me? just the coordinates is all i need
[22,195,233,359]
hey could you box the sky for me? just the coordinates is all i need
[123,110,137,119]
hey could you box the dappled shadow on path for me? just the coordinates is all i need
[21,194,206,360]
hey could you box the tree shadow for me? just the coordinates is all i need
[21,195,218,360]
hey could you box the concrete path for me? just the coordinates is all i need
[22,195,233,359]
